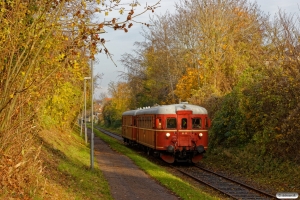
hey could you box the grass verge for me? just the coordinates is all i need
[36,126,112,199]
[203,144,300,194]
[93,127,218,200]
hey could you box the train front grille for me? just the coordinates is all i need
[177,134,191,147]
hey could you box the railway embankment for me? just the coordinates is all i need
[202,146,300,196]
[13,125,220,199]
[98,125,299,199]
[25,127,113,199]
[92,126,222,200]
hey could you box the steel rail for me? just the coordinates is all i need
[94,126,277,200]
[173,165,276,200]
[95,127,123,141]
[195,165,277,199]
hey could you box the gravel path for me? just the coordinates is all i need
[90,130,179,200]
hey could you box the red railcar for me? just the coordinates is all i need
[122,103,210,163]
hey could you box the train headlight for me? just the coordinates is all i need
[166,133,171,137]
[199,133,203,137]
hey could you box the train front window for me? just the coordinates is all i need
[181,118,187,129]
[192,118,201,129]
[166,118,176,129]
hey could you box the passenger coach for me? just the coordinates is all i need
[122,103,210,163]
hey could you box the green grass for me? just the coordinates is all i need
[93,127,218,200]
[38,126,112,199]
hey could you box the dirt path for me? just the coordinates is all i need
[90,129,179,200]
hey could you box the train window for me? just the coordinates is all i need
[167,118,176,129]
[146,117,148,128]
[205,117,208,127]
[181,118,187,129]
[192,118,201,129]
[158,118,162,129]
[156,118,162,129]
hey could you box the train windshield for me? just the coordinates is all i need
[181,118,187,129]
[192,118,201,129]
[166,118,177,129]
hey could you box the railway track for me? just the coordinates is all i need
[95,126,123,140]
[173,165,277,200]
[95,126,277,200]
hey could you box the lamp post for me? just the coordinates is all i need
[80,111,83,137]
[90,58,95,170]
[84,77,91,144]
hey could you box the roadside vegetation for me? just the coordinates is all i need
[35,126,112,200]
[93,127,219,200]
[0,0,159,198]
[101,0,300,194]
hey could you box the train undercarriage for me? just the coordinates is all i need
[123,138,205,164]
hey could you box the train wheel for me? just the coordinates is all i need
[147,148,151,156]
[143,146,147,153]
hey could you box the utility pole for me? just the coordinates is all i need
[90,58,94,169]
[84,77,91,144]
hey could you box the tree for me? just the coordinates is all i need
[102,81,131,127]
[209,8,300,162]
[0,0,162,197]
[121,0,266,106]
[172,0,267,103]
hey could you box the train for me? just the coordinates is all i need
[122,102,210,163]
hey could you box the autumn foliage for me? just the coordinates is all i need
[117,0,300,166]
[0,0,160,198]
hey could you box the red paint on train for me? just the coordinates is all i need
[122,103,210,163]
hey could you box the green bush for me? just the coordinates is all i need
[209,67,300,163]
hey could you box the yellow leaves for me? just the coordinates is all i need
[199,74,204,80]
[95,7,100,13]
[119,8,124,15]
[56,53,66,62]
[129,3,139,7]
[73,60,79,69]
[105,11,109,16]
[10,93,14,99]
[1,7,6,13]
[45,42,51,49]
[175,68,200,100]
[81,0,86,8]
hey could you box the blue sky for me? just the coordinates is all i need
[94,0,300,98]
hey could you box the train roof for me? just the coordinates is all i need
[122,103,208,116]
[122,109,139,116]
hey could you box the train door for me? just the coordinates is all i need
[178,115,188,129]
[177,113,191,147]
